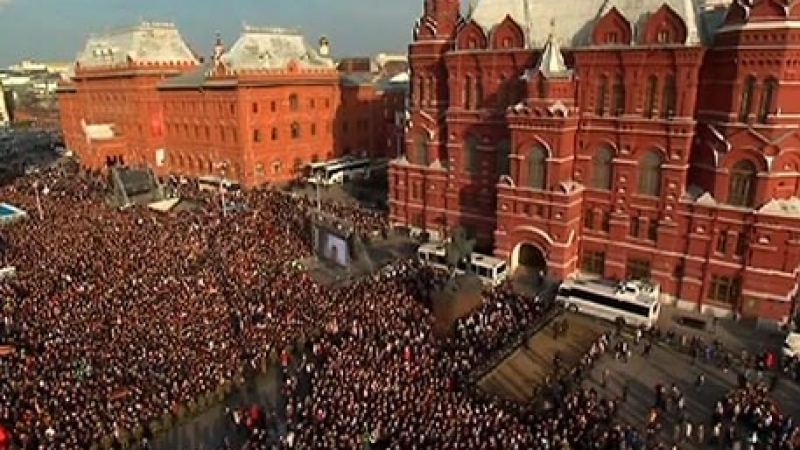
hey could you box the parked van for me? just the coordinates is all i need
[784,331,800,358]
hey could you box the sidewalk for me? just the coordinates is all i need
[656,305,785,356]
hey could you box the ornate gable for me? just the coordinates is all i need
[591,7,632,46]
[456,20,489,50]
[642,4,688,44]
[491,14,525,49]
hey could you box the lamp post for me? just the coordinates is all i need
[215,161,229,217]
[33,181,44,220]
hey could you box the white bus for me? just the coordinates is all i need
[315,159,372,185]
[417,242,508,286]
[556,279,662,328]
[305,156,356,184]
[197,176,241,193]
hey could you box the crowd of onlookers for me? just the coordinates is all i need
[0,168,798,450]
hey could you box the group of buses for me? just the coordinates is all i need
[416,241,662,329]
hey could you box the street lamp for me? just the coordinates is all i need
[32,181,44,220]
[215,161,229,217]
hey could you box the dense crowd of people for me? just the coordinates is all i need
[0,168,797,450]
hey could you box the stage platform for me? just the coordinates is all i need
[302,236,416,287]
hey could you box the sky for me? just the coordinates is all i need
[0,0,448,66]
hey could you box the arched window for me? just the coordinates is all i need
[464,135,478,173]
[290,122,300,139]
[464,76,473,109]
[289,94,299,111]
[612,75,625,116]
[728,159,758,207]
[645,76,658,119]
[661,74,676,118]
[739,76,756,123]
[527,146,548,190]
[415,134,429,166]
[638,150,663,196]
[596,75,608,116]
[497,139,511,176]
[591,147,614,190]
[758,77,778,124]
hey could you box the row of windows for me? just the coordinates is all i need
[581,252,652,281]
[595,74,676,119]
[165,101,237,116]
[524,147,663,196]
[581,252,742,305]
[739,76,777,124]
[166,123,239,144]
[584,212,660,242]
[253,122,319,142]
[412,135,759,207]
[251,94,331,114]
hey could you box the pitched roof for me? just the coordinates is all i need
[76,22,199,67]
[158,62,212,88]
[221,25,334,71]
[470,0,726,48]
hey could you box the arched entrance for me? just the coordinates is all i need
[510,242,547,282]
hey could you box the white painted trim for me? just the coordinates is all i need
[717,21,800,34]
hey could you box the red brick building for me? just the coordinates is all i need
[58,22,409,184]
[389,0,800,324]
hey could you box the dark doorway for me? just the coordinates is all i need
[514,243,547,285]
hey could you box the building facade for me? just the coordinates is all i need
[389,0,800,323]
[58,22,409,184]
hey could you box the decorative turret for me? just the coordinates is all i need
[212,32,225,64]
[521,32,575,104]
[532,34,571,79]
[417,0,461,40]
[318,36,330,57]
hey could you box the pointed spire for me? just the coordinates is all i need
[534,32,570,78]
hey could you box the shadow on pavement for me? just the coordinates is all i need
[153,367,281,450]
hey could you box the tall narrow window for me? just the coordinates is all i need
[629,216,640,238]
[415,134,429,166]
[596,75,608,116]
[475,77,484,109]
[728,159,757,207]
[289,94,299,111]
[758,77,778,124]
[496,139,511,176]
[591,146,614,190]
[739,76,756,122]
[638,150,663,197]
[464,135,479,174]
[661,74,676,118]
[464,76,473,109]
[645,76,658,118]
[427,77,435,104]
[290,122,301,139]
[527,146,547,190]
[497,75,508,107]
[417,77,425,107]
[612,75,625,116]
